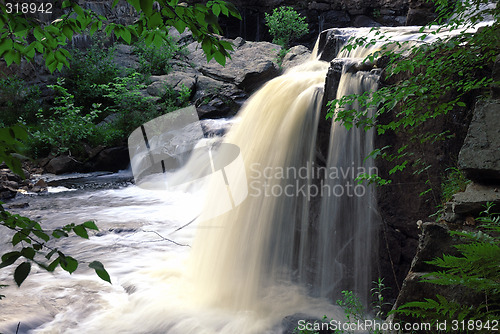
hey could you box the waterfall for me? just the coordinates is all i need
[189,60,330,310]
[313,68,380,305]
[36,27,459,334]
[189,30,385,310]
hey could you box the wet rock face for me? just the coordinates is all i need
[458,99,500,183]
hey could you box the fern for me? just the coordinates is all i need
[392,203,500,331]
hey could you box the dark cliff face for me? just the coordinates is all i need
[60,1,435,48]
[188,0,437,47]
[314,26,476,304]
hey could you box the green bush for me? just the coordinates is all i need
[96,70,191,139]
[0,76,41,126]
[62,41,119,112]
[133,33,185,76]
[27,80,102,158]
[264,6,309,49]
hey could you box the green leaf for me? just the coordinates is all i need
[148,12,163,29]
[62,26,73,40]
[89,261,111,284]
[52,229,69,238]
[0,38,14,57]
[33,229,50,242]
[225,2,241,19]
[21,247,35,260]
[14,262,31,287]
[140,0,153,16]
[59,254,78,273]
[0,251,21,268]
[73,4,84,16]
[213,51,226,66]
[89,22,99,36]
[4,49,20,66]
[12,231,26,246]
[128,0,141,12]
[2,155,24,179]
[152,32,163,47]
[47,257,60,271]
[45,248,57,260]
[121,28,132,44]
[73,225,89,239]
[82,221,99,231]
[201,37,213,58]
[212,3,221,16]
[172,19,187,33]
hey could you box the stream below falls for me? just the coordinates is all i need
[0,168,342,334]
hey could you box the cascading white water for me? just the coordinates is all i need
[313,68,380,305]
[5,26,472,334]
[189,60,330,310]
[188,24,466,312]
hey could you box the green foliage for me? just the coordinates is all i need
[0,204,110,286]
[0,0,240,71]
[0,76,41,126]
[337,290,366,325]
[26,70,192,158]
[440,167,471,203]
[96,71,160,138]
[371,278,391,319]
[133,32,185,75]
[274,47,289,69]
[79,70,191,148]
[62,41,119,111]
[392,203,500,331]
[326,0,499,185]
[27,80,103,158]
[0,125,28,177]
[265,6,309,49]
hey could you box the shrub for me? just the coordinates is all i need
[0,76,41,126]
[27,80,102,158]
[96,70,191,139]
[62,40,119,112]
[133,33,185,76]
[264,6,309,49]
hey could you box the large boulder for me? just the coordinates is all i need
[45,155,82,174]
[193,76,247,119]
[146,72,197,97]
[458,99,500,182]
[281,45,312,72]
[90,146,130,172]
[450,182,500,215]
[405,0,438,25]
[187,38,282,93]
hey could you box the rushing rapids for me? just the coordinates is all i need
[0,25,471,333]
